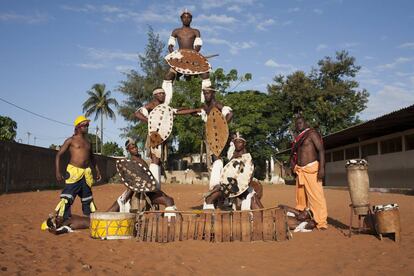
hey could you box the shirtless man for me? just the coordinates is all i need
[42,115,101,234]
[290,116,328,230]
[177,86,233,190]
[135,88,166,189]
[107,138,176,213]
[162,9,211,104]
[204,133,263,210]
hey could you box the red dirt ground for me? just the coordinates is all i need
[0,184,413,275]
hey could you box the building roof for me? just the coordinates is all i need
[276,104,414,154]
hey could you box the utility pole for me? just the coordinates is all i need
[26,132,31,144]
[34,137,37,146]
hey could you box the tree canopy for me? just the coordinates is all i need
[83,83,119,153]
[0,116,17,141]
[267,50,369,151]
[102,141,124,157]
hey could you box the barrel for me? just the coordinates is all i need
[346,159,370,215]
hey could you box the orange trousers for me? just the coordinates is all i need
[294,161,328,229]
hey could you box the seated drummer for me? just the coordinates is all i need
[278,204,316,232]
[106,138,177,214]
[204,133,263,211]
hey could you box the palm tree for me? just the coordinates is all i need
[82,83,119,153]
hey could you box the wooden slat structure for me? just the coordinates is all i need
[135,207,290,243]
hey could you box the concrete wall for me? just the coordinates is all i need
[325,130,414,188]
[0,141,117,194]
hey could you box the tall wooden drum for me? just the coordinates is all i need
[346,159,370,215]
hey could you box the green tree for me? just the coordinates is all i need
[267,50,369,150]
[118,27,168,143]
[210,68,252,93]
[224,90,281,177]
[49,144,58,150]
[102,141,124,156]
[0,116,17,141]
[83,83,119,153]
[86,133,101,154]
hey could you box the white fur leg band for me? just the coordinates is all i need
[149,163,161,190]
[168,36,176,47]
[164,205,177,219]
[203,202,215,210]
[209,159,223,190]
[194,37,203,47]
[162,80,173,105]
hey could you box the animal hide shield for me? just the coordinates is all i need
[116,159,157,192]
[148,104,174,148]
[220,153,254,198]
[165,49,211,75]
[205,107,229,157]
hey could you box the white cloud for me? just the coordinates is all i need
[264,59,296,71]
[341,42,359,49]
[82,47,138,62]
[115,65,134,72]
[363,85,414,119]
[398,42,414,49]
[196,14,237,24]
[364,56,375,60]
[316,44,328,51]
[228,5,242,12]
[313,9,323,14]
[0,11,50,24]
[76,63,105,69]
[265,59,279,67]
[288,7,300,13]
[377,57,414,70]
[206,38,255,54]
[201,0,255,10]
[257,19,275,31]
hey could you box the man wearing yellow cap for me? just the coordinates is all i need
[45,115,102,231]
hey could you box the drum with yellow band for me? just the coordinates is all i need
[90,212,136,240]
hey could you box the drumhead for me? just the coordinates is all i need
[90,212,136,220]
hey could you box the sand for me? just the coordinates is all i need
[0,184,413,275]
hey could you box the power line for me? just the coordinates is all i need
[0,96,72,127]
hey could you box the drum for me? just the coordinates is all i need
[90,212,136,240]
[373,204,401,242]
[346,159,370,215]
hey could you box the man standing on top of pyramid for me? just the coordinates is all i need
[162,9,212,105]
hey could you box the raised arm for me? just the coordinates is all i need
[55,138,71,181]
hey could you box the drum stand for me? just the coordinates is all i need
[348,203,374,237]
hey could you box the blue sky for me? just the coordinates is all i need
[1,0,414,149]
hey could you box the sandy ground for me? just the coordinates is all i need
[0,183,413,275]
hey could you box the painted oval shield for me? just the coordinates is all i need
[165,49,211,75]
[206,106,229,158]
[220,153,254,198]
[116,159,157,192]
[148,104,174,147]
